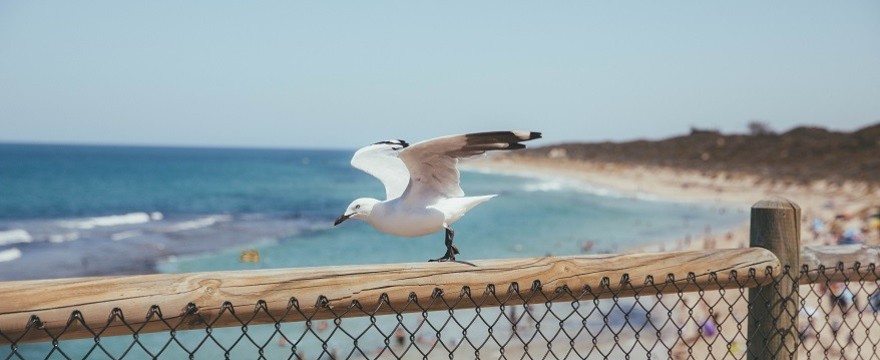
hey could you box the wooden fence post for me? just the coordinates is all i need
[748,197,801,360]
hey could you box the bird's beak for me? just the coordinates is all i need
[334,213,353,226]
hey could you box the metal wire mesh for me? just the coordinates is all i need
[1,263,878,359]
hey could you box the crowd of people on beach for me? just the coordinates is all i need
[808,203,880,247]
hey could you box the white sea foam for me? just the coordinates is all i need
[464,165,694,203]
[165,215,232,232]
[522,180,567,192]
[465,166,669,202]
[0,248,22,262]
[48,231,80,243]
[0,229,33,246]
[521,178,624,198]
[59,212,154,229]
[111,230,143,241]
[464,166,622,196]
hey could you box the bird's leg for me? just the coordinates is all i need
[429,228,457,262]
[448,228,459,255]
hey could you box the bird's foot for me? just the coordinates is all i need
[428,253,456,262]
[429,246,457,262]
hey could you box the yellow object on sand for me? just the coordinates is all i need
[240,249,261,263]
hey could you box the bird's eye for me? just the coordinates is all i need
[355,204,361,210]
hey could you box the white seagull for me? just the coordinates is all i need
[334,130,542,262]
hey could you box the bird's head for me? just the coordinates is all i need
[334,198,380,226]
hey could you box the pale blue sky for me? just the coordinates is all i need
[1,1,878,149]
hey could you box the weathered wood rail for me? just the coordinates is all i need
[0,248,779,344]
[801,244,880,273]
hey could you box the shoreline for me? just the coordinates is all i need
[463,156,880,252]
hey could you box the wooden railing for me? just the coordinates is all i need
[0,197,877,360]
[0,249,780,344]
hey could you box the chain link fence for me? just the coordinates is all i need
[1,262,878,360]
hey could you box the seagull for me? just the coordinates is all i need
[334,130,542,262]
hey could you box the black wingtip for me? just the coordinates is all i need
[457,130,542,155]
[372,139,410,148]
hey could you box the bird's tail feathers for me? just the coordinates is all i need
[433,195,497,224]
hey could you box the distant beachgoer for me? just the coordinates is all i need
[728,341,741,356]
[811,219,825,240]
[828,283,854,311]
[700,313,719,338]
[581,240,594,253]
[317,320,329,332]
[508,306,520,334]
[823,200,834,209]
[449,336,459,347]
[838,229,865,245]
[394,328,406,347]
[798,306,819,341]
[830,218,844,238]
[829,318,854,348]
[869,290,880,313]
[524,304,534,325]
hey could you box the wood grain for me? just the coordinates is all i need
[0,248,778,344]
[748,197,801,360]
[800,245,880,283]
[802,244,880,269]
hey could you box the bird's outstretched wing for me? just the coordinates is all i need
[399,131,541,204]
[350,140,411,200]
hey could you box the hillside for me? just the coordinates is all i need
[509,123,880,185]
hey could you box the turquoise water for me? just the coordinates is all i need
[0,143,747,280]
[0,143,747,358]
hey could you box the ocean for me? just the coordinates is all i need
[0,143,748,281]
[0,143,750,358]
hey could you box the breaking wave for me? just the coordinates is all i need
[164,215,232,232]
[0,248,22,263]
[110,230,143,241]
[48,232,80,243]
[59,212,164,229]
[0,229,33,246]
[521,179,622,198]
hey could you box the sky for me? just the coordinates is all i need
[1,1,879,149]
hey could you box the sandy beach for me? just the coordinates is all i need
[465,156,880,253]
